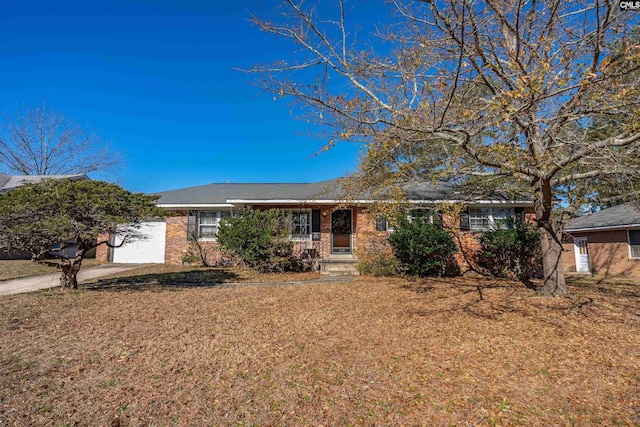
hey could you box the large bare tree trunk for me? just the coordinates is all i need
[535,180,568,297]
[60,256,82,290]
[538,223,568,296]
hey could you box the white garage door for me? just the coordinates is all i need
[111,221,166,264]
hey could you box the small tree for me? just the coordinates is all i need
[388,219,458,277]
[478,221,542,284]
[183,230,218,267]
[217,209,294,273]
[0,179,163,289]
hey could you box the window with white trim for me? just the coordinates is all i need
[469,208,491,231]
[492,208,515,230]
[287,210,311,240]
[629,230,640,258]
[408,208,443,227]
[188,210,230,240]
[462,207,516,231]
[375,216,393,232]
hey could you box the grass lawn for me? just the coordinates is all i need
[0,274,638,426]
[0,259,101,282]
[83,264,322,288]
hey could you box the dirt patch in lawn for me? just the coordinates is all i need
[1,276,638,426]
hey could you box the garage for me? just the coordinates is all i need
[111,220,166,264]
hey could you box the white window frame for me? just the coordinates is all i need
[197,211,230,241]
[408,208,437,224]
[468,207,516,231]
[469,208,491,231]
[628,229,640,259]
[491,207,515,230]
[375,216,394,232]
[286,209,312,241]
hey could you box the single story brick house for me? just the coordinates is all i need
[97,178,534,273]
[562,203,640,277]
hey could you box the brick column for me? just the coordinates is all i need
[95,233,111,262]
[165,211,189,265]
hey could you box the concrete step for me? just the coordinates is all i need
[319,257,359,276]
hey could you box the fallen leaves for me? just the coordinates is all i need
[0,275,638,426]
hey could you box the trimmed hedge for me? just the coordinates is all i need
[217,209,294,273]
[478,220,542,282]
[388,219,458,277]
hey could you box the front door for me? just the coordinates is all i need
[331,209,352,254]
[574,237,590,273]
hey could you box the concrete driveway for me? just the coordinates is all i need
[0,264,144,296]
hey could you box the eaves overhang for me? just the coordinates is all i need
[565,223,640,233]
[158,203,236,209]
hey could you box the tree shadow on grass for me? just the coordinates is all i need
[401,275,640,325]
[84,268,240,292]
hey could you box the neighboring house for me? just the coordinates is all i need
[562,203,640,277]
[98,178,534,274]
[0,173,88,259]
[0,173,87,194]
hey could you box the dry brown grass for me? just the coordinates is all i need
[1,275,638,426]
[0,259,101,282]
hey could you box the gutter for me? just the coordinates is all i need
[565,223,640,233]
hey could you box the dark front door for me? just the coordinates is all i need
[331,209,352,254]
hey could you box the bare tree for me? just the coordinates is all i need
[251,0,640,296]
[0,103,121,177]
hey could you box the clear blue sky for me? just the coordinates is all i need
[0,0,363,193]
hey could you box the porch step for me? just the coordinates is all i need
[319,256,360,276]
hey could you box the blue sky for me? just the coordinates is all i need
[0,0,364,193]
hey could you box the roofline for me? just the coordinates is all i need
[565,223,640,233]
[158,203,236,209]
[158,199,534,207]
[227,199,532,205]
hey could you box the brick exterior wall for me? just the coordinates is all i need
[95,233,111,262]
[350,208,496,273]
[320,206,332,258]
[165,211,190,265]
[158,205,542,275]
[562,229,640,277]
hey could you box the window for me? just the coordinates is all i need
[188,210,230,240]
[461,207,516,231]
[376,216,393,232]
[629,230,640,258]
[469,208,491,231]
[288,210,311,239]
[408,208,443,228]
[492,208,514,230]
[409,208,430,222]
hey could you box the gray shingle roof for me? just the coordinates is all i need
[155,178,345,205]
[154,178,524,205]
[0,174,88,193]
[565,203,640,231]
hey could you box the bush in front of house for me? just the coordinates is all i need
[388,219,458,277]
[355,233,398,276]
[355,250,398,276]
[478,220,542,282]
[217,209,294,273]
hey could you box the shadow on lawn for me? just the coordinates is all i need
[402,275,640,324]
[84,268,240,292]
